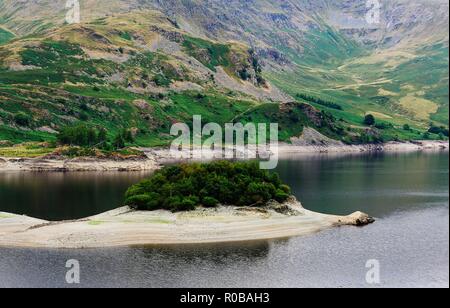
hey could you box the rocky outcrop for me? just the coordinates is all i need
[290,127,344,147]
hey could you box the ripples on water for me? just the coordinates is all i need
[0,152,448,287]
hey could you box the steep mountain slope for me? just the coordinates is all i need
[0,0,448,146]
[0,10,340,145]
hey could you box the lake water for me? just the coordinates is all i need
[0,152,448,288]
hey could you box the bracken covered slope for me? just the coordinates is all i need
[0,0,448,145]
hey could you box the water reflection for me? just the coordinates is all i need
[0,152,448,220]
[276,152,449,217]
[1,205,448,287]
[0,172,153,220]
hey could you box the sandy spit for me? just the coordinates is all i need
[0,197,374,249]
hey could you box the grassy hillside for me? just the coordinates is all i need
[0,4,448,150]
[1,11,349,148]
[0,27,14,45]
[266,23,449,136]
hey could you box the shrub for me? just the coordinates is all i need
[14,112,32,127]
[295,93,343,110]
[57,125,104,147]
[428,125,449,137]
[279,184,291,194]
[153,74,171,87]
[363,114,376,126]
[125,194,152,210]
[275,190,290,203]
[124,161,292,212]
[202,196,219,208]
[375,122,393,130]
[60,146,96,157]
[113,134,125,149]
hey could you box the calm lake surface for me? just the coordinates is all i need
[0,151,448,287]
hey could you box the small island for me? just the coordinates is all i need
[0,161,374,249]
[124,161,292,212]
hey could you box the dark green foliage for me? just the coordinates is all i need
[113,134,126,149]
[10,40,116,85]
[249,49,265,86]
[124,161,291,212]
[60,146,97,157]
[428,125,449,137]
[202,196,220,208]
[375,122,393,130]
[58,125,133,150]
[153,74,171,87]
[239,68,251,81]
[14,112,32,127]
[119,31,132,41]
[182,36,231,71]
[357,132,384,144]
[113,129,135,149]
[57,124,107,147]
[403,124,411,131]
[296,93,343,110]
[363,114,376,126]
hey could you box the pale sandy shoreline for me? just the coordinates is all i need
[0,197,374,249]
[1,140,447,172]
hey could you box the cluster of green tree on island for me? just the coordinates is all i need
[124,161,292,212]
[57,124,134,151]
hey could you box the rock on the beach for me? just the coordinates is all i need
[343,211,376,226]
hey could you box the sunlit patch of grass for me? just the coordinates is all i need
[145,218,172,224]
[0,143,55,158]
[87,220,104,226]
[399,96,439,121]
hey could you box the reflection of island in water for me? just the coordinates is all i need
[1,203,448,288]
[138,240,274,264]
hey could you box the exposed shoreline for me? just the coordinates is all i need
[0,197,374,249]
[0,140,447,172]
[0,156,159,172]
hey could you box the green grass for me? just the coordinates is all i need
[0,13,446,147]
[237,102,346,142]
[182,36,232,72]
[0,27,14,45]
[87,220,104,226]
[0,213,14,219]
[0,143,56,158]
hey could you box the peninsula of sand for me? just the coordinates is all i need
[0,197,374,249]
